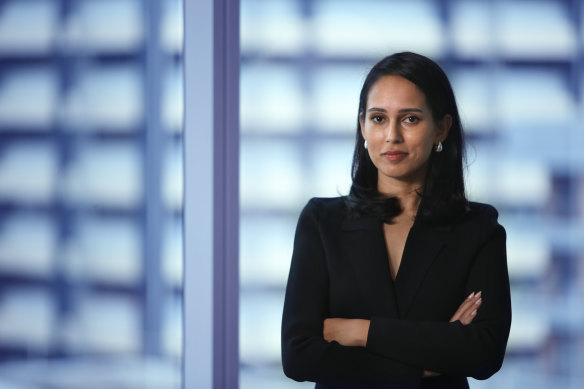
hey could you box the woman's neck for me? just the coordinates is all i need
[378,177,423,220]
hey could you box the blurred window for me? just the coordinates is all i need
[240,0,584,388]
[0,0,183,387]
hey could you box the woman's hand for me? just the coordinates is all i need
[423,291,482,377]
[323,318,370,347]
[449,291,482,324]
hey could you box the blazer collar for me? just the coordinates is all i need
[394,222,451,317]
[341,217,399,317]
[342,217,380,231]
[342,214,452,318]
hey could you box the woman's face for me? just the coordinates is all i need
[359,75,451,192]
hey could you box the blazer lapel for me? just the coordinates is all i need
[341,218,399,317]
[394,223,451,318]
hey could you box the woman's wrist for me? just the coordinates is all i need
[359,319,370,347]
[322,318,371,347]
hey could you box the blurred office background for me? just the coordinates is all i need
[2,0,584,388]
[0,0,183,388]
[240,0,584,388]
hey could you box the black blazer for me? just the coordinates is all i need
[281,197,511,389]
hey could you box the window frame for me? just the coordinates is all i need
[182,0,240,387]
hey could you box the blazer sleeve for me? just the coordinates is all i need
[365,206,512,380]
[281,199,423,387]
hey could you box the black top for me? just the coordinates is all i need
[281,197,512,389]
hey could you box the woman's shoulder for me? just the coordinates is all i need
[460,201,505,237]
[466,201,499,219]
[300,196,347,223]
[305,196,346,210]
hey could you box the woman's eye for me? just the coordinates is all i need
[371,115,384,123]
[404,116,419,124]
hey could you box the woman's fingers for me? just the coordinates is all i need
[449,291,475,322]
[459,291,481,325]
[459,294,481,325]
[450,291,482,325]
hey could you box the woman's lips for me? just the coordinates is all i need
[382,151,408,161]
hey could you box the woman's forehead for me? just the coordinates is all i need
[366,75,428,112]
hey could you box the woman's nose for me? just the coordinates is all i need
[385,121,402,143]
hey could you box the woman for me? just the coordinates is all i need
[281,52,512,389]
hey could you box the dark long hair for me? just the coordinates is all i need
[346,52,467,224]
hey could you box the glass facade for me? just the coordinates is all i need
[240,0,584,388]
[1,1,584,388]
[0,0,183,387]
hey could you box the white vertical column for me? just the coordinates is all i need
[183,0,213,384]
[183,0,239,388]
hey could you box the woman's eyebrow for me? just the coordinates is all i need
[398,108,423,113]
[366,107,423,113]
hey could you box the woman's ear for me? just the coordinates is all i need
[359,112,365,137]
[437,114,453,142]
